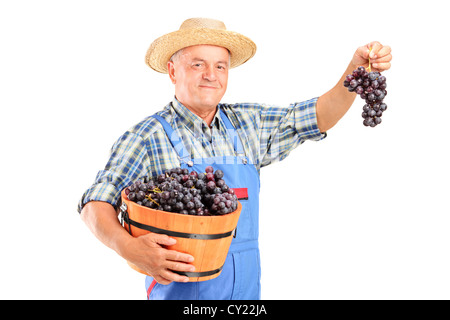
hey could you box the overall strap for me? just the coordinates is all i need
[153,109,246,161]
[219,108,245,156]
[152,114,191,163]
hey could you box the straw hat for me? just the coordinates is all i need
[145,18,257,73]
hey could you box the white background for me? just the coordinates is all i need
[1,0,449,299]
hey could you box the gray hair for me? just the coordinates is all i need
[169,49,184,63]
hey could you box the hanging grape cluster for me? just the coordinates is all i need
[344,65,388,127]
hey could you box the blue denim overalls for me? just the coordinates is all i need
[145,108,261,300]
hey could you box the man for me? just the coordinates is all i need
[78,18,392,299]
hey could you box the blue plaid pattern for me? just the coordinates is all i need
[78,97,325,212]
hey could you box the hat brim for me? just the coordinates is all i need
[145,28,257,73]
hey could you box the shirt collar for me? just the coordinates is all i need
[170,97,222,132]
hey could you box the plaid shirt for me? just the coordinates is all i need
[78,97,326,213]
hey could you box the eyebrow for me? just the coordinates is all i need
[192,58,229,65]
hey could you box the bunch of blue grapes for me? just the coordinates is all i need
[344,66,388,127]
[124,166,238,215]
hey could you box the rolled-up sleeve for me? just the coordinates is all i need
[259,97,326,167]
[77,131,151,213]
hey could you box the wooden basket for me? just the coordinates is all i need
[120,190,242,282]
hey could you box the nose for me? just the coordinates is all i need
[203,64,217,82]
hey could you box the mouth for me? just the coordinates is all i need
[198,85,220,89]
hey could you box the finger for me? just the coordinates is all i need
[161,269,191,283]
[165,249,195,263]
[369,42,382,59]
[165,260,196,273]
[151,233,177,246]
[376,45,391,58]
[372,53,392,64]
[372,62,391,71]
[153,275,172,285]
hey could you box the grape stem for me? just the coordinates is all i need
[146,195,160,206]
[367,47,373,73]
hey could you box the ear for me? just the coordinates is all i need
[167,61,176,84]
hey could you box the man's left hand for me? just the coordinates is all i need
[352,41,392,72]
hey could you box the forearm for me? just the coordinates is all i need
[316,61,357,132]
[80,201,132,259]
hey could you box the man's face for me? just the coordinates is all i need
[168,45,229,111]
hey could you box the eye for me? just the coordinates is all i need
[192,62,204,69]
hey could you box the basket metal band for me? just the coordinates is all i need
[173,264,224,278]
[121,205,235,240]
